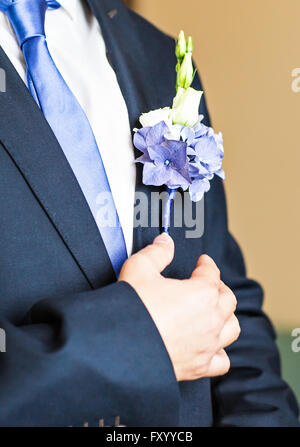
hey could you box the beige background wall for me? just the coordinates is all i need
[129,0,300,329]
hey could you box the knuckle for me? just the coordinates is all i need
[138,251,155,267]
[197,255,220,274]
[222,355,231,374]
[230,292,238,312]
[132,253,148,272]
[234,318,241,339]
[197,254,212,265]
[193,357,209,378]
[202,278,220,300]
[221,292,237,318]
[210,310,224,333]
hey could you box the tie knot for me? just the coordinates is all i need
[0,0,60,48]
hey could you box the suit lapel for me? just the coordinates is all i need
[0,47,115,288]
[0,0,155,289]
[88,0,205,272]
[88,0,164,253]
[0,0,198,289]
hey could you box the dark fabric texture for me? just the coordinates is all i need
[0,0,298,427]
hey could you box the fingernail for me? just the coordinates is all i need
[153,233,172,245]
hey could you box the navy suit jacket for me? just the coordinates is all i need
[0,0,299,427]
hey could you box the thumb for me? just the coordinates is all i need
[138,232,175,273]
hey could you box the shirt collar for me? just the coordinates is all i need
[58,0,80,22]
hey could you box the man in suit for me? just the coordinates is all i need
[0,0,298,427]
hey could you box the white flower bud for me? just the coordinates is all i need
[139,107,172,128]
[171,87,203,127]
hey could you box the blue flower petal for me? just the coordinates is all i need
[167,169,191,190]
[142,162,171,186]
[135,153,152,163]
[145,121,169,147]
[189,177,211,202]
[133,113,224,202]
[133,127,151,153]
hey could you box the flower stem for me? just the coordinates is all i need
[162,187,178,234]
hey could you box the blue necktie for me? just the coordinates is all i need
[1,0,128,276]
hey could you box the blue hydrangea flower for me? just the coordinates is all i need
[186,117,225,201]
[134,116,225,202]
[134,121,191,190]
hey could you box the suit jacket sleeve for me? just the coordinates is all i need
[0,281,179,427]
[193,73,300,427]
[208,178,299,426]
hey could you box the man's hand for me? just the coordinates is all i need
[119,233,240,382]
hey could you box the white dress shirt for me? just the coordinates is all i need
[0,0,136,255]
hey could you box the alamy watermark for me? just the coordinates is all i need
[0,68,5,93]
[291,328,300,353]
[291,68,300,93]
[95,190,205,239]
[0,328,6,352]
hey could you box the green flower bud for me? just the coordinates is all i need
[177,52,194,89]
[171,87,203,127]
[186,36,193,53]
[176,30,186,60]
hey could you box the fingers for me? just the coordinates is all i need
[191,254,220,285]
[218,281,237,320]
[218,314,241,349]
[204,315,240,378]
[204,314,240,378]
[205,349,230,378]
[192,255,236,320]
[136,232,175,273]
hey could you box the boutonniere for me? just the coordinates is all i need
[133,31,225,233]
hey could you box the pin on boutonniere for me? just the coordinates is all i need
[133,31,225,234]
